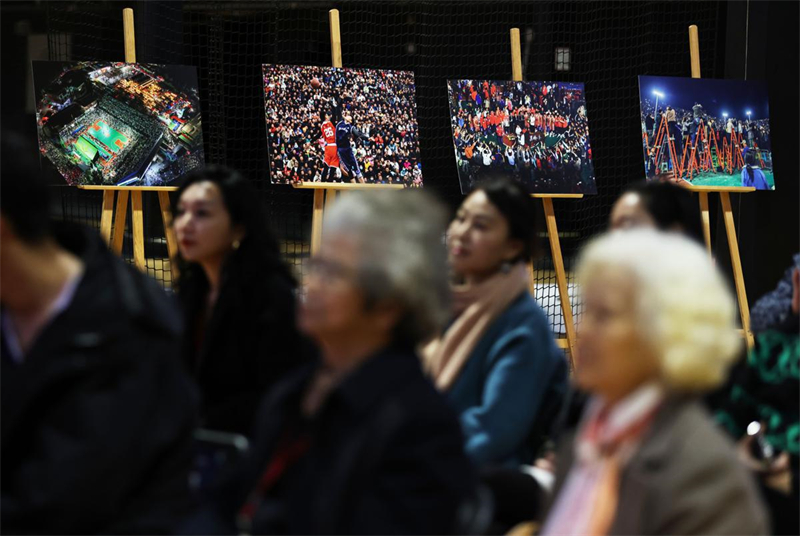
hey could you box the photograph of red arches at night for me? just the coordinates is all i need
[639,75,774,190]
[33,61,205,187]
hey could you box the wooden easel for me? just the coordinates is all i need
[510,28,581,364]
[78,7,179,278]
[296,9,403,255]
[685,24,754,349]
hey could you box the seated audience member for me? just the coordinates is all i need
[424,177,568,468]
[0,130,199,533]
[609,179,703,242]
[185,190,475,535]
[542,229,768,535]
[716,254,799,535]
[559,179,706,434]
[173,166,311,436]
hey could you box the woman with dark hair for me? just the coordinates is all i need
[173,165,309,436]
[609,180,704,243]
[423,177,568,468]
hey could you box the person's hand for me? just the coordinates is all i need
[534,452,556,474]
[654,169,676,183]
[737,433,793,494]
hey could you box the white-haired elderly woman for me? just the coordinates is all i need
[189,190,475,535]
[541,229,768,536]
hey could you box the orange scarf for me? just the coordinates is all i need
[422,263,529,391]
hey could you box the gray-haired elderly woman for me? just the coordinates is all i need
[542,229,767,536]
[190,190,476,535]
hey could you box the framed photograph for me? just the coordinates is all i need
[263,64,422,187]
[33,61,205,187]
[638,75,773,190]
[447,79,596,195]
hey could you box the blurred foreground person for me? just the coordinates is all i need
[185,190,475,535]
[559,179,705,431]
[609,179,703,242]
[424,178,567,468]
[174,166,310,436]
[542,229,768,535]
[0,131,198,533]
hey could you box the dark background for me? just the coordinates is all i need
[2,0,798,332]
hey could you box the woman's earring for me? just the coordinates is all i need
[232,239,241,251]
[501,261,512,274]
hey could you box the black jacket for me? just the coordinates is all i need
[186,346,476,535]
[180,259,311,436]
[1,224,199,535]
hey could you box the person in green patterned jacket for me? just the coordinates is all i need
[716,255,799,535]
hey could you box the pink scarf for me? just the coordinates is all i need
[422,263,529,391]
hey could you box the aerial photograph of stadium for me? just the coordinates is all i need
[33,61,204,187]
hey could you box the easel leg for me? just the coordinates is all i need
[542,198,577,367]
[310,189,325,255]
[698,191,712,254]
[324,189,338,211]
[720,192,754,350]
[158,191,179,282]
[111,190,130,255]
[100,191,116,244]
[131,191,146,272]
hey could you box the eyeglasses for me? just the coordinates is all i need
[304,257,357,284]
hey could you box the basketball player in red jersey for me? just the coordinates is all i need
[320,111,340,182]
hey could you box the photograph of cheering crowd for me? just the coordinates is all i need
[33,61,204,187]
[263,64,422,186]
[639,75,774,190]
[447,79,596,194]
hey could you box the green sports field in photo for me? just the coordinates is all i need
[89,120,128,154]
[689,170,775,189]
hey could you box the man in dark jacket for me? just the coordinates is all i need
[0,129,199,534]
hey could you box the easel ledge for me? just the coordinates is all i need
[292,182,405,190]
[78,185,179,192]
[531,193,584,199]
[682,185,755,193]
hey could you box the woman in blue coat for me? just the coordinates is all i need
[424,178,568,468]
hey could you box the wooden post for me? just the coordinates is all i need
[688,25,753,350]
[324,189,338,212]
[543,198,577,360]
[720,192,754,348]
[111,190,130,254]
[311,190,325,256]
[308,9,343,255]
[510,27,576,363]
[510,28,523,81]
[688,25,701,78]
[100,191,115,243]
[329,9,343,69]
[123,7,136,63]
[698,191,711,253]
[122,8,147,271]
[689,25,712,255]
[158,191,179,279]
[131,190,146,271]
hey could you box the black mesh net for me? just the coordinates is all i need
[46,0,724,334]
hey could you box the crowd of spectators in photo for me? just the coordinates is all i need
[640,98,772,178]
[448,79,596,194]
[264,64,422,186]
